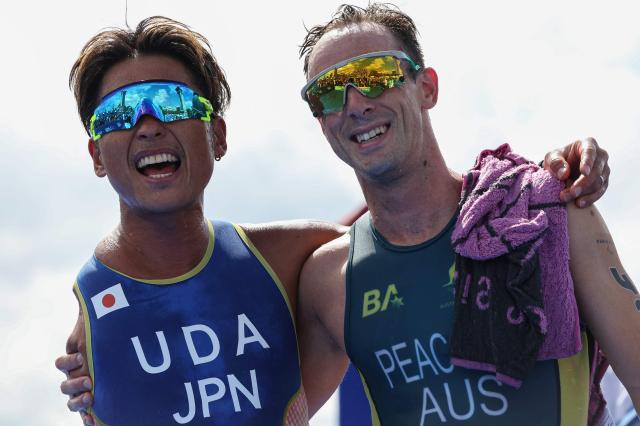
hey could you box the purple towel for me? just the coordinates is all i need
[449,143,610,423]
[450,144,582,386]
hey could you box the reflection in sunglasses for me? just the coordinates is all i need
[91,82,213,140]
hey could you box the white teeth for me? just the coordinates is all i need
[355,125,388,143]
[148,172,172,179]
[136,153,178,169]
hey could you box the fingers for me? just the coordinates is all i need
[57,352,94,423]
[568,138,609,207]
[559,174,588,202]
[543,149,570,180]
[575,163,610,207]
[80,411,95,426]
[549,137,610,207]
[66,391,93,412]
[55,353,84,375]
[60,376,92,397]
[577,137,600,176]
[544,137,603,181]
[589,142,609,183]
[559,163,610,207]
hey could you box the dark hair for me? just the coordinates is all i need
[299,3,425,77]
[70,16,231,135]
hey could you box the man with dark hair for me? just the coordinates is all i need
[69,16,232,136]
[57,13,614,426]
[296,3,638,425]
[56,16,344,425]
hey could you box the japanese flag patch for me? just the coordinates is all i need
[91,283,130,319]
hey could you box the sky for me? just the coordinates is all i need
[0,0,638,425]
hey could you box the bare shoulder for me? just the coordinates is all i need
[566,203,617,258]
[300,233,351,311]
[94,231,118,263]
[238,220,347,303]
[239,220,346,268]
[240,220,347,251]
[567,203,608,232]
[566,203,621,280]
[302,232,351,283]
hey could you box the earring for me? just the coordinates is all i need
[215,154,222,161]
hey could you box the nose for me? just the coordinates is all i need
[134,115,166,141]
[343,84,374,119]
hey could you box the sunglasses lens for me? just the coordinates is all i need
[305,55,405,116]
[91,82,213,140]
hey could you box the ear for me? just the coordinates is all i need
[418,67,439,109]
[88,139,107,177]
[212,117,228,159]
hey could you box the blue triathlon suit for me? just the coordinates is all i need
[345,213,591,426]
[74,221,306,426]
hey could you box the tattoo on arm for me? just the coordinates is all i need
[609,267,640,312]
[596,237,617,255]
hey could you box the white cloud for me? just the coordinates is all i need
[0,267,80,424]
[152,88,169,105]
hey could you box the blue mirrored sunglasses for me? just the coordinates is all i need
[90,80,214,141]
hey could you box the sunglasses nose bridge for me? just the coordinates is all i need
[342,83,374,116]
[132,99,166,141]
[132,97,164,125]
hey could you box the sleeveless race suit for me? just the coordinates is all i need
[74,220,307,426]
[345,213,590,425]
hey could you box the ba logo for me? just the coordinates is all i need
[362,283,403,318]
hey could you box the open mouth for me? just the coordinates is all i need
[352,125,389,144]
[135,153,181,179]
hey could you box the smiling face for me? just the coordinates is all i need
[90,54,226,214]
[307,23,437,184]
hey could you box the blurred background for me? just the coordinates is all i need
[0,0,638,424]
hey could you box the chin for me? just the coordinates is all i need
[360,162,402,184]
[128,196,200,216]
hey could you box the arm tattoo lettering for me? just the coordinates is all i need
[596,238,616,255]
[609,267,640,312]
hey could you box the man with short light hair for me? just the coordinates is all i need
[296,4,638,425]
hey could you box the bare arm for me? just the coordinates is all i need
[297,235,351,416]
[567,205,640,410]
[54,296,94,425]
[241,220,347,307]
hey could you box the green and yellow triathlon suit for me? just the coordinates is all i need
[345,213,591,425]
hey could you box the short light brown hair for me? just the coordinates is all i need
[299,3,425,78]
[70,16,231,135]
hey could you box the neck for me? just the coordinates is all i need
[97,201,210,279]
[359,140,462,246]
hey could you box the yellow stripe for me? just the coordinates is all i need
[558,332,590,426]
[232,224,305,426]
[73,282,94,389]
[232,224,295,321]
[91,413,109,426]
[282,386,306,426]
[356,368,381,426]
[73,281,109,425]
[99,220,214,285]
